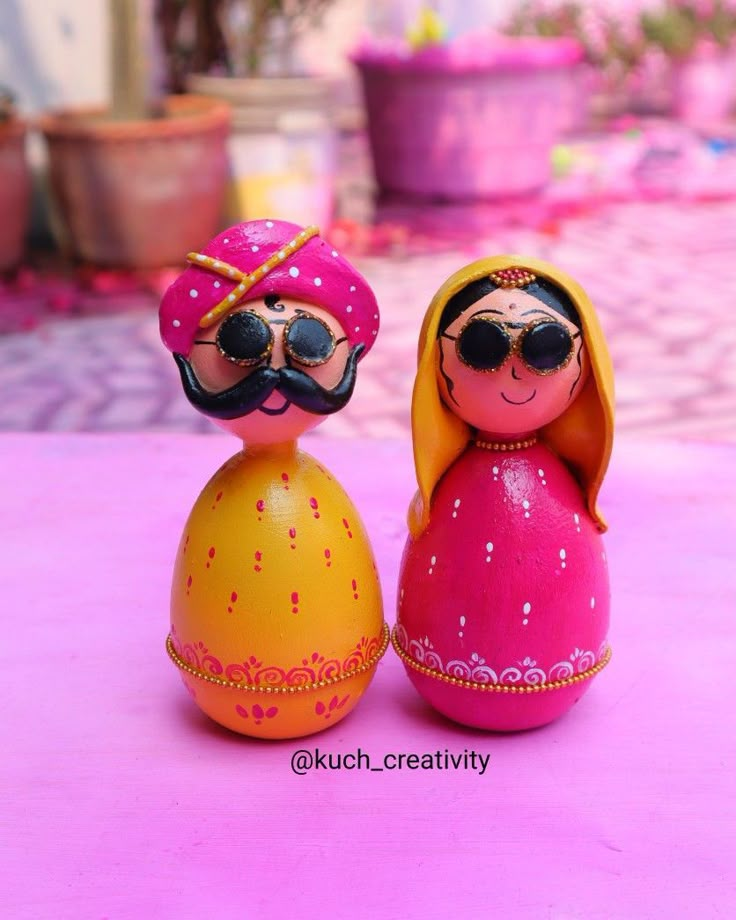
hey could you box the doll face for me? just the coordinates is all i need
[437,287,589,437]
[181,295,356,444]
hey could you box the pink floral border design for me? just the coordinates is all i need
[170,626,383,688]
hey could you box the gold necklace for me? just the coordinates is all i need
[475,436,537,452]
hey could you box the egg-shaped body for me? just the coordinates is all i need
[167,444,387,738]
[395,442,610,731]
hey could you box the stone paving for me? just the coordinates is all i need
[0,198,734,444]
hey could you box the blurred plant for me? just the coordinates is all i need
[504,2,646,73]
[157,0,335,85]
[0,87,14,122]
[222,0,335,76]
[110,0,162,120]
[406,7,448,51]
[507,2,602,66]
[157,0,225,91]
[641,1,736,58]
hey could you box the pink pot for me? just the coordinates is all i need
[673,41,736,126]
[354,36,584,200]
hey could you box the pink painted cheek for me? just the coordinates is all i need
[189,343,249,393]
[307,352,348,390]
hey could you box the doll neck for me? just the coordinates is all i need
[242,439,298,459]
[474,430,538,451]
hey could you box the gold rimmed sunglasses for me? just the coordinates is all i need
[195,309,341,368]
[444,316,580,376]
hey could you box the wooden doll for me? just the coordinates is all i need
[159,221,387,739]
[394,257,615,731]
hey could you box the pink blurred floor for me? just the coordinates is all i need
[0,197,734,442]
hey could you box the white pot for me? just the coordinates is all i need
[187,74,337,230]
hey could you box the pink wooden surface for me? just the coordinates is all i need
[2,433,734,919]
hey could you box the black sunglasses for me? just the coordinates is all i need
[443,317,579,375]
[195,310,341,368]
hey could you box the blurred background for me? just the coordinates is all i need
[0,0,734,443]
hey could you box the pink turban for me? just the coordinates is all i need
[159,219,380,357]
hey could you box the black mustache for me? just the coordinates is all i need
[173,343,364,420]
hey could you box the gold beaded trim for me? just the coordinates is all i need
[187,225,320,329]
[489,268,536,289]
[166,622,390,693]
[475,436,537,451]
[391,627,611,693]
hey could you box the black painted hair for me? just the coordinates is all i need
[438,275,581,334]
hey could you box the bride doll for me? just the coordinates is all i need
[394,256,615,731]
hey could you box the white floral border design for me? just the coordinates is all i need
[394,623,609,686]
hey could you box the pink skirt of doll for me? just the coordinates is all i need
[395,442,610,731]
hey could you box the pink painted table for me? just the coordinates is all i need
[2,434,733,919]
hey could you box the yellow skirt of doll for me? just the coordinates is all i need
[166,444,387,739]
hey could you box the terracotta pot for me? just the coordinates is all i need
[187,74,336,230]
[0,118,31,272]
[39,95,231,268]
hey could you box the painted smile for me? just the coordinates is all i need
[501,390,537,405]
